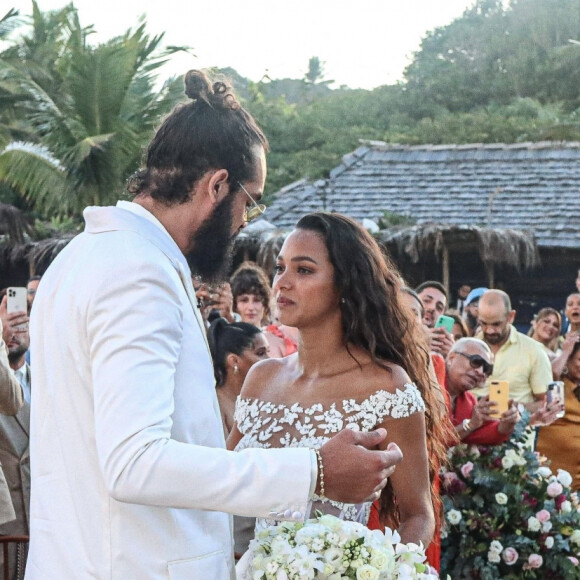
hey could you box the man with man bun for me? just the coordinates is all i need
[27,70,402,579]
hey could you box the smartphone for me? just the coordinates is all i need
[7,287,27,314]
[6,287,28,329]
[547,381,565,419]
[489,380,510,416]
[435,314,455,333]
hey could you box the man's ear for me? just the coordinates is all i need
[508,310,516,324]
[207,169,230,204]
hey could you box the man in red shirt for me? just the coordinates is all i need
[446,337,519,445]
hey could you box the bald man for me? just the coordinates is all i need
[472,289,552,408]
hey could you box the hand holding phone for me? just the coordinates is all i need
[1,290,29,339]
[435,314,455,334]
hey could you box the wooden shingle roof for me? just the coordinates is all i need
[265,141,580,248]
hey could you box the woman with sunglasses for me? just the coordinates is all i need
[445,337,520,445]
[536,340,580,491]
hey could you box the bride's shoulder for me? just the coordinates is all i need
[363,361,413,395]
[239,353,297,399]
[351,362,424,414]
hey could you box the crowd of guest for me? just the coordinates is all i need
[1,261,579,576]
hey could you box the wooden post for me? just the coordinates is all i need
[485,261,495,288]
[442,244,450,298]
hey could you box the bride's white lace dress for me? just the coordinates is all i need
[233,382,425,530]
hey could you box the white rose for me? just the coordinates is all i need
[324,547,343,568]
[542,521,553,533]
[545,536,555,549]
[369,548,394,572]
[528,517,541,532]
[447,509,462,525]
[488,550,501,563]
[557,469,574,488]
[537,466,552,478]
[356,564,380,580]
[561,501,572,513]
[501,456,514,470]
[495,493,508,505]
[490,540,503,553]
[570,530,580,546]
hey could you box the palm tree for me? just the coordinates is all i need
[0,2,188,218]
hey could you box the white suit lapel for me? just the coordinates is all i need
[175,262,211,358]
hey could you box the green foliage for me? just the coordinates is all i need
[440,415,580,579]
[0,4,186,218]
[2,0,580,222]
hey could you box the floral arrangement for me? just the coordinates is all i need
[440,415,580,579]
[239,512,438,579]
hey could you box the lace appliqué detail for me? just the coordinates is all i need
[234,383,425,525]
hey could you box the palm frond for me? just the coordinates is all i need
[0,142,73,216]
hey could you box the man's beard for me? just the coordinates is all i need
[8,344,27,365]
[185,194,236,283]
[484,327,509,345]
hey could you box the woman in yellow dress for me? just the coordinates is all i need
[536,340,580,490]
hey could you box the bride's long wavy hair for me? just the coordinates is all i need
[295,212,451,528]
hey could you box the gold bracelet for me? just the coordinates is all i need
[314,448,325,499]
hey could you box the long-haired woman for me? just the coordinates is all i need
[228,212,448,548]
[528,307,562,359]
[208,318,270,437]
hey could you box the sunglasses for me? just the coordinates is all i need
[456,351,494,377]
[238,182,266,223]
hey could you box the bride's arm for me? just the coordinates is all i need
[226,424,243,450]
[378,369,435,546]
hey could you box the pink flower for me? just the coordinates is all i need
[536,509,551,523]
[569,557,579,566]
[547,482,563,497]
[527,554,543,569]
[460,462,474,478]
[502,547,519,566]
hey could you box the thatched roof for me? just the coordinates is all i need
[378,223,540,270]
[264,141,580,250]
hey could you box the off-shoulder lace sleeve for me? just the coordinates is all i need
[343,382,425,431]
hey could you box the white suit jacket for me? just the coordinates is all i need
[27,203,313,579]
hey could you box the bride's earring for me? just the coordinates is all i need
[233,364,239,374]
[340,297,346,304]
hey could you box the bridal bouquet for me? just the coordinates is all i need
[241,512,437,579]
[440,416,580,579]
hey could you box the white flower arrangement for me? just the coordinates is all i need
[238,512,438,579]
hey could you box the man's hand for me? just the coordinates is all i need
[497,400,521,435]
[429,327,454,358]
[211,283,235,323]
[0,296,29,344]
[319,428,402,504]
[470,395,496,430]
